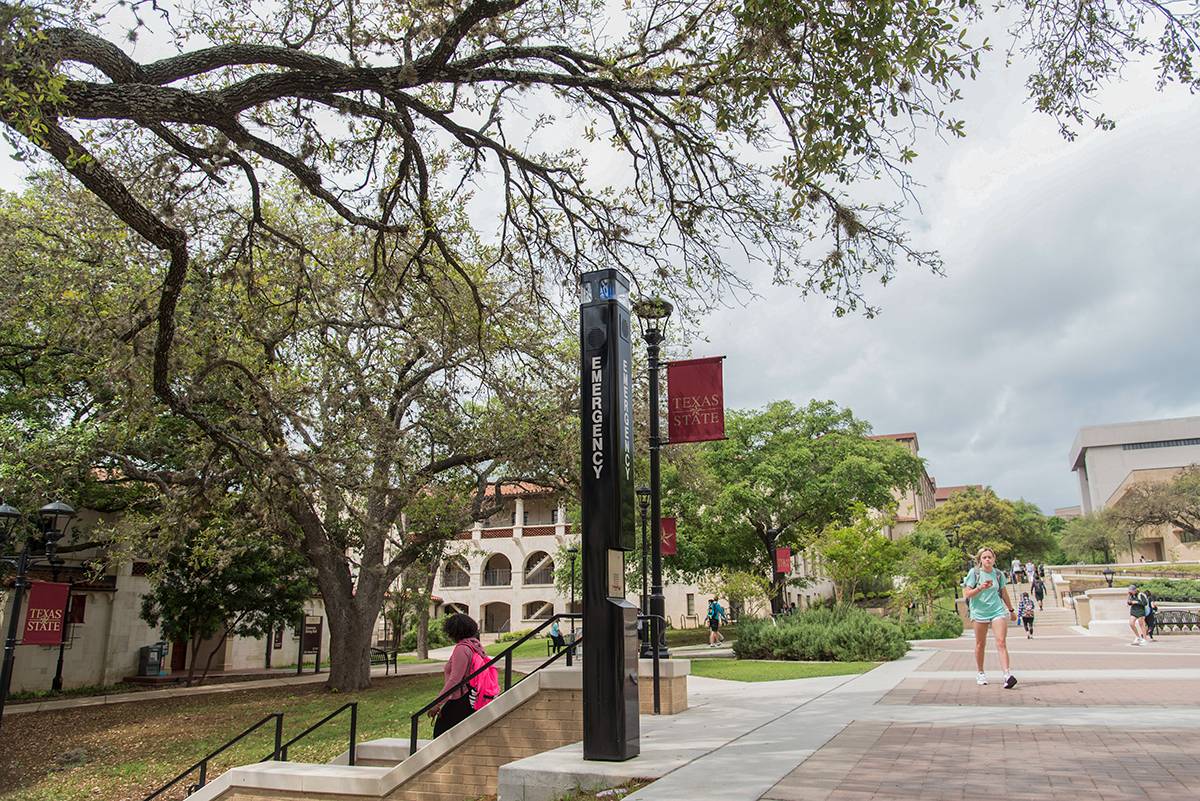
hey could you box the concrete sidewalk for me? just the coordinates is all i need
[504,602,1200,801]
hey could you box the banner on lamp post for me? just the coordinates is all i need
[22,581,71,646]
[666,357,726,443]
[660,517,677,557]
[774,547,792,576]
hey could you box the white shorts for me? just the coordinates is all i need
[971,614,1010,624]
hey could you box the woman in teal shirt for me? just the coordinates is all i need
[963,546,1018,689]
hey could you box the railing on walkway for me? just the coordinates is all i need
[1154,609,1200,633]
[270,701,359,764]
[409,612,581,755]
[143,712,283,800]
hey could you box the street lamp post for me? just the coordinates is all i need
[566,546,579,636]
[0,500,75,731]
[1102,566,1115,588]
[637,487,651,656]
[633,297,672,659]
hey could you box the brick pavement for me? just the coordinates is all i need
[760,623,1200,801]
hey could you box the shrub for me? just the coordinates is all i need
[398,622,453,652]
[497,628,534,643]
[1115,578,1200,603]
[733,605,908,662]
[899,607,964,640]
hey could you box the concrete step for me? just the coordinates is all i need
[330,737,429,767]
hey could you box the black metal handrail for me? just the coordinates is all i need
[270,701,359,765]
[409,612,582,755]
[143,712,283,801]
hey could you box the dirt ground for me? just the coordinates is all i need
[0,673,444,801]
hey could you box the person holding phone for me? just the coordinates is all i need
[963,547,1018,689]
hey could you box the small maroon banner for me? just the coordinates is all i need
[660,517,677,557]
[22,582,70,645]
[774,547,792,576]
[666,357,726,443]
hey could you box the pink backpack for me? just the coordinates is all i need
[467,650,499,710]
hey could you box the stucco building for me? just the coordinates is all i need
[867,433,937,540]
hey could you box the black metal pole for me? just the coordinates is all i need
[645,328,668,657]
[0,547,31,732]
[638,493,650,657]
[51,580,73,692]
[569,556,577,636]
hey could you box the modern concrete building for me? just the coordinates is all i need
[1069,415,1200,515]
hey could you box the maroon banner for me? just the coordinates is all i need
[22,582,70,645]
[774,547,792,576]
[660,517,677,557]
[666,356,726,443]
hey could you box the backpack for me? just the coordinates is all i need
[467,649,499,711]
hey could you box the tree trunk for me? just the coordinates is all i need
[416,562,436,659]
[185,633,200,687]
[325,603,376,691]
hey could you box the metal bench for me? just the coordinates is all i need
[1153,609,1200,634]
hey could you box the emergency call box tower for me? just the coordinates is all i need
[579,268,640,761]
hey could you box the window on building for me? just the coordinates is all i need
[686,593,695,616]
[68,595,86,624]
[1122,438,1200,451]
[551,508,559,524]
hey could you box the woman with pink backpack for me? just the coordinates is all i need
[428,613,499,737]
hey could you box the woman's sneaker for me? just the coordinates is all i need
[1004,674,1018,689]
[976,673,988,686]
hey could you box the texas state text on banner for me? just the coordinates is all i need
[22,581,71,646]
[666,356,726,444]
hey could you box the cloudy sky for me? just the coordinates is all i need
[3,16,1196,515]
[696,47,1200,512]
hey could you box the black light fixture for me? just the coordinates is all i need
[633,296,673,658]
[1102,566,1115,588]
[0,503,19,545]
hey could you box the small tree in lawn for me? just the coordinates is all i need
[815,508,904,605]
[141,530,313,686]
[698,570,772,620]
[1060,513,1124,564]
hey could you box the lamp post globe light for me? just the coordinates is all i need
[0,499,75,730]
[1103,566,1115,588]
[632,296,672,658]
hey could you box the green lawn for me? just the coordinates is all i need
[687,659,876,682]
[666,624,739,647]
[485,634,568,660]
[0,673,447,801]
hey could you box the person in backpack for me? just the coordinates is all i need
[1144,590,1159,640]
[707,598,729,647]
[1031,574,1047,612]
[1017,592,1036,639]
[1127,584,1150,646]
[429,613,493,737]
[963,546,1019,689]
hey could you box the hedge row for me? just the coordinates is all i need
[1115,578,1200,603]
[898,607,964,640]
[733,606,909,662]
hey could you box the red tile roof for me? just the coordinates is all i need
[934,484,982,502]
[868,432,917,441]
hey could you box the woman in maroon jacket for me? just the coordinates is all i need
[429,613,489,737]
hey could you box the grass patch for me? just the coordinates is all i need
[688,659,876,682]
[0,672,448,801]
[484,634,572,660]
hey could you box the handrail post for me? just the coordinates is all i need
[652,615,661,715]
[349,703,358,766]
[410,714,419,758]
[504,651,513,690]
[198,760,208,788]
[273,713,283,761]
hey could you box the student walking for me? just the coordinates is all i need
[706,598,730,647]
[1144,589,1159,641]
[1031,575,1047,611]
[964,547,1018,688]
[1127,584,1149,646]
[1018,592,1036,638]
[429,613,494,737]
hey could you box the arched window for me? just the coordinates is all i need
[523,601,553,620]
[524,552,554,585]
[482,602,511,633]
[440,559,470,588]
[444,603,469,616]
[482,553,512,586]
